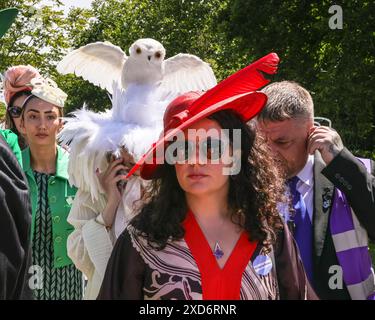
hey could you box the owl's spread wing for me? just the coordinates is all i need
[162,53,217,94]
[57,41,127,93]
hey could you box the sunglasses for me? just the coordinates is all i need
[166,137,227,163]
[8,106,23,118]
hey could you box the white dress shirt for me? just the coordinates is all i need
[295,154,314,222]
[278,154,315,223]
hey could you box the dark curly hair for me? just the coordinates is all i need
[131,109,286,251]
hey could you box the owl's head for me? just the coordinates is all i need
[129,38,166,65]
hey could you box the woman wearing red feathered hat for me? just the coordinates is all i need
[98,53,317,300]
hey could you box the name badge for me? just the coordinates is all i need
[253,254,273,276]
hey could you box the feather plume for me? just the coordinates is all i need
[58,84,175,201]
[189,53,279,115]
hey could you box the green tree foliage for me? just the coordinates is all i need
[0,0,92,118]
[55,0,249,113]
[0,0,92,73]
[217,0,374,155]
[1,1,373,156]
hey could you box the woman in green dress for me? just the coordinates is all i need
[19,77,83,300]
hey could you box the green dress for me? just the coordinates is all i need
[32,170,83,300]
[0,129,22,166]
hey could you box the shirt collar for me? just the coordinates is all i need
[296,154,314,188]
[22,145,69,180]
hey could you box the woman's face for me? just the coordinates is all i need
[20,98,62,147]
[174,118,233,198]
[9,95,29,133]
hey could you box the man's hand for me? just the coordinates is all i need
[307,126,344,165]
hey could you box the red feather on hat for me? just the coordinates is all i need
[126,52,280,179]
[189,53,279,115]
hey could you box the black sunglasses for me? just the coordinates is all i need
[166,137,227,163]
[8,106,23,118]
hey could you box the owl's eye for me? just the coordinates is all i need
[155,52,162,59]
[136,47,142,54]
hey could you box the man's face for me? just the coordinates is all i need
[258,118,313,178]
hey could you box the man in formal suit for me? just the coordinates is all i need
[0,7,33,299]
[257,81,375,300]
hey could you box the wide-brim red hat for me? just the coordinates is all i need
[127,53,280,180]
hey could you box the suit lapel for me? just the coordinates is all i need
[313,152,335,263]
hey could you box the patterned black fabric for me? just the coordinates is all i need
[98,226,279,300]
[32,171,83,300]
[98,223,318,300]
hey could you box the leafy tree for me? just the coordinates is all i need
[0,0,92,118]
[54,0,246,113]
[2,0,373,156]
[217,0,374,155]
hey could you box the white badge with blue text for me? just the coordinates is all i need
[253,254,273,276]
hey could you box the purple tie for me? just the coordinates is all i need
[288,176,314,283]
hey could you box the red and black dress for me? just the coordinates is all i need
[98,211,316,300]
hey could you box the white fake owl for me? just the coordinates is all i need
[57,39,217,238]
[57,38,217,94]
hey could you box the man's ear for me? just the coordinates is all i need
[307,118,315,131]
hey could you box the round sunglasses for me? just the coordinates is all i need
[166,137,227,163]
